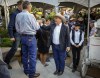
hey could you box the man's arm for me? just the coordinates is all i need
[15,14,20,34]
[31,14,40,30]
[66,27,70,47]
[8,13,16,38]
[66,26,70,51]
[79,32,84,46]
[70,31,75,46]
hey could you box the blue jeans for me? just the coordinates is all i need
[21,35,37,76]
[4,33,20,64]
[52,44,66,72]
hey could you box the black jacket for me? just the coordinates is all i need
[8,9,21,38]
[36,25,50,47]
[46,23,70,51]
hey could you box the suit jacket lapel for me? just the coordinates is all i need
[51,24,56,40]
[60,24,64,38]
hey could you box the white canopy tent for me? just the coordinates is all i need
[0,0,59,28]
[58,0,100,7]
[59,0,100,38]
[0,0,100,7]
[0,0,59,6]
[0,0,100,29]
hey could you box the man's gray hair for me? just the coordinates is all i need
[22,1,31,9]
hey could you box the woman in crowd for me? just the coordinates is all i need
[87,20,97,51]
[36,18,51,67]
[89,20,97,37]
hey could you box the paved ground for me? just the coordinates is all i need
[10,61,28,78]
[36,59,81,78]
[1,47,100,78]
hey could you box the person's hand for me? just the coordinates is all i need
[76,45,80,48]
[66,47,70,52]
[74,44,77,47]
[10,38,15,41]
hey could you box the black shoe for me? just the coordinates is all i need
[7,64,12,69]
[29,73,40,78]
[34,73,40,77]
[58,71,64,76]
[53,70,59,75]
[24,72,28,76]
[72,69,76,73]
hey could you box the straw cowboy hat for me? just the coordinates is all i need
[55,13,66,23]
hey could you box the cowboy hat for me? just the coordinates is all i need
[74,23,81,27]
[55,13,66,23]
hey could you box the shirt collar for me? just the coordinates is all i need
[56,23,62,27]
[16,9,22,12]
[22,10,29,13]
[75,29,80,32]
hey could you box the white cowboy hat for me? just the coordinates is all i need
[55,13,66,23]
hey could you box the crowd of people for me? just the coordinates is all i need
[2,1,98,78]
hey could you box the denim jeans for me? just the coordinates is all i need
[4,33,20,64]
[52,44,66,72]
[21,35,37,76]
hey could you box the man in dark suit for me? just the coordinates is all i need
[48,13,70,76]
[4,1,23,69]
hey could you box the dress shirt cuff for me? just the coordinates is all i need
[78,43,82,46]
[71,42,75,46]
[78,42,83,46]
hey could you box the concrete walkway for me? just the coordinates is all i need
[1,47,97,78]
[36,59,81,78]
[10,61,28,78]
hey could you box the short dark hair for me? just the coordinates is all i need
[22,1,31,9]
[46,18,51,22]
[17,1,23,5]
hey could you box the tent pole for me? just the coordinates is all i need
[4,0,9,29]
[55,6,59,13]
[87,0,90,39]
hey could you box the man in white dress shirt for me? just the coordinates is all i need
[48,13,70,76]
[70,23,84,72]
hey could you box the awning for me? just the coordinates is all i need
[0,0,59,6]
[0,0,100,7]
[58,0,100,7]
